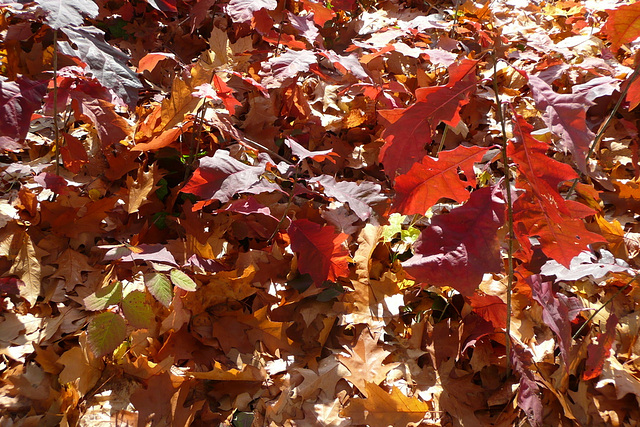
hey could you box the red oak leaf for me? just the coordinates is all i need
[583,313,618,380]
[402,185,505,296]
[513,187,605,267]
[182,150,282,210]
[601,2,640,52]
[212,74,242,114]
[378,59,478,176]
[468,294,507,329]
[393,145,489,216]
[507,111,578,221]
[288,219,350,286]
[527,75,594,173]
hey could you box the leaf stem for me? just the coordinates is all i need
[52,30,60,176]
[565,62,640,199]
[492,50,515,378]
[571,275,638,341]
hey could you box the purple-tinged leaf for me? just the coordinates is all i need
[583,313,618,380]
[403,185,505,296]
[527,275,582,370]
[288,11,322,47]
[259,49,317,89]
[102,243,178,266]
[310,175,387,221]
[182,150,282,210]
[511,343,543,427]
[0,76,47,152]
[528,75,594,174]
[226,0,277,23]
[59,26,142,108]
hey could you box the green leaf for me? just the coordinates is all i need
[144,272,173,307]
[170,269,197,292]
[87,311,127,357]
[83,281,123,311]
[122,290,155,329]
[382,213,405,242]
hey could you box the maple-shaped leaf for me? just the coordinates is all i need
[527,75,594,173]
[601,2,640,52]
[340,382,431,426]
[378,59,478,176]
[259,49,317,89]
[35,0,98,29]
[402,185,505,296]
[182,150,281,210]
[310,175,386,221]
[392,145,488,215]
[338,328,400,396]
[583,313,618,381]
[508,112,578,220]
[288,219,350,286]
[226,0,277,23]
[59,26,142,107]
[0,76,47,151]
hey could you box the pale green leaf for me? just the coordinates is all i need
[87,312,126,357]
[122,290,155,329]
[144,272,173,307]
[170,269,197,292]
[83,281,123,311]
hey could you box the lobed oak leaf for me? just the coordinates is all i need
[285,137,339,163]
[402,185,505,296]
[601,2,640,52]
[540,250,630,281]
[340,382,431,426]
[302,0,336,26]
[337,328,399,396]
[182,150,282,210]
[289,219,351,286]
[583,313,618,381]
[0,76,47,151]
[259,49,317,89]
[527,75,595,173]
[310,175,386,221]
[378,59,478,176]
[35,0,98,30]
[392,145,489,215]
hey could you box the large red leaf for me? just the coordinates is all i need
[513,189,606,267]
[602,2,640,52]
[508,112,577,221]
[392,145,488,215]
[527,75,594,173]
[288,219,350,286]
[0,76,47,151]
[378,59,478,177]
[402,185,505,296]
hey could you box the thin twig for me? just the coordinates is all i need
[492,50,515,378]
[565,63,640,199]
[572,275,638,341]
[52,30,60,176]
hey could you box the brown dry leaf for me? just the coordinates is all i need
[340,381,431,426]
[338,328,399,396]
[52,248,95,290]
[188,361,264,381]
[57,333,104,397]
[184,265,256,311]
[8,229,41,306]
[127,164,161,214]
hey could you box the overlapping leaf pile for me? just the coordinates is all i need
[1,0,640,425]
